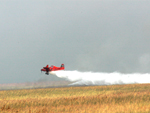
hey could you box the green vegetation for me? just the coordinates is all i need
[0,84,150,113]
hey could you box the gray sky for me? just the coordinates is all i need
[0,0,150,84]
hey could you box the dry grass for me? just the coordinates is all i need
[0,84,150,113]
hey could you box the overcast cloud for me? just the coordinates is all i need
[0,0,150,83]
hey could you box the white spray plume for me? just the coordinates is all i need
[50,70,150,86]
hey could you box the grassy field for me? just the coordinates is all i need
[0,84,150,113]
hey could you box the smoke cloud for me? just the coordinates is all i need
[50,70,150,86]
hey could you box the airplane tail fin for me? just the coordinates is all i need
[61,64,64,67]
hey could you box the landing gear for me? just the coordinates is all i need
[45,72,49,75]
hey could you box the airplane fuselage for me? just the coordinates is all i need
[41,64,64,75]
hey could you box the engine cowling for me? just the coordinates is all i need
[41,69,46,71]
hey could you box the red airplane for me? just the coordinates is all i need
[41,64,65,75]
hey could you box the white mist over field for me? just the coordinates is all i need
[50,71,150,86]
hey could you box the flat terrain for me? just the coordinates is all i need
[0,81,71,90]
[0,84,150,113]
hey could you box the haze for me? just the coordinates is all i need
[0,0,150,84]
